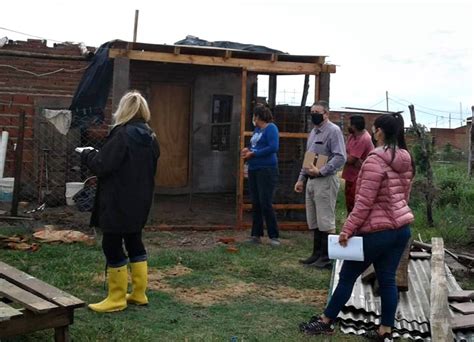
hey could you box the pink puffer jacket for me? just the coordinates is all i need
[342,147,414,237]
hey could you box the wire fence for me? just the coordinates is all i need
[0,111,108,230]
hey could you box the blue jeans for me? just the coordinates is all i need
[248,167,279,239]
[324,225,411,327]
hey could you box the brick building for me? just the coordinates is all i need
[430,123,471,152]
[0,39,108,202]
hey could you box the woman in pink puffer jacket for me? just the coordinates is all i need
[300,113,415,342]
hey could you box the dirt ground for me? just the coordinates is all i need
[0,193,250,231]
[94,262,328,308]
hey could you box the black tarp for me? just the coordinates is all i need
[69,41,118,128]
[175,36,286,54]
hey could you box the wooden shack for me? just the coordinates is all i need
[108,41,336,229]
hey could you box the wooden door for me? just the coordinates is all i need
[150,84,191,188]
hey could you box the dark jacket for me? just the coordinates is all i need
[82,119,160,233]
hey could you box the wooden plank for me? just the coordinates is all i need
[109,49,323,74]
[429,238,452,341]
[396,238,412,292]
[410,251,431,259]
[0,307,72,338]
[244,131,309,139]
[448,290,474,302]
[242,221,308,230]
[145,225,233,232]
[0,262,84,308]
[236,69,248,229]
[0,279,57,313]
[450,302,474,315]
[361,265,376,284]
[243,203,305,210]
[0,301,23,322]
[150,84,191,188]
[111,56,130,112]
[451,314,474,330]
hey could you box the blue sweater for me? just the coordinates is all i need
[247,123,279,171]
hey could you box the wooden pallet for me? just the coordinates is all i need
[0,261,84,341]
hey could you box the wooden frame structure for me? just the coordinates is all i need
[109,42,336,230]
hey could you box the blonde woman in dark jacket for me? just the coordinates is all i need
[80,91,160,313]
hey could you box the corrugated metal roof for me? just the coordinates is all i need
[331,258,474,341]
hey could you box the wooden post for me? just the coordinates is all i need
[111,57,130,113]
[54,326,70,342]
[409,104,435,226]
[133,10,139,43]
[300,75,310,109]
[318,72,330,103]
[468,106,473,177]
[11,111,26,217]
[268,74,277,108]
[236,69,248,229]
[314,74,320,102]
[430,237,452,341]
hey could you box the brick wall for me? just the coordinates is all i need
[430,125,471,152]
[0,39,111,202]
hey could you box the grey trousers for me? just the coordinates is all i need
[305,174,340,231]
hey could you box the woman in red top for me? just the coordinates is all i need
[299,113,415,342]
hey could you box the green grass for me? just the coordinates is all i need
[409,162,474,246]
[0,227,365,342]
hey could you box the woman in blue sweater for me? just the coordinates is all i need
[241,105,280,246]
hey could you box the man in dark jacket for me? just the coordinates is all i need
[80,91,159,313]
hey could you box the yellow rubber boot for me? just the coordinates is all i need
[89,265,128,312]
[126,261,148,305]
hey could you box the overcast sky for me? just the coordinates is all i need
[2,0,472,128]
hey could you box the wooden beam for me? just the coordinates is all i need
[321,64,336,73]
[319,72,331,103]
[0,49,87,61]
[109,49,323,74]
[111,57,130,112]
[450,302,474,315]
[243,203,305,210]
[452,314,474,330]
[242,221,308,230]
[430,237,452,341]
[236,69,248,229]
[448,290,474,302]
[314,74,320,102]
[268,75,277,107]
[145,225,233,232]
[0,307,72,338]
[244,131,308,139]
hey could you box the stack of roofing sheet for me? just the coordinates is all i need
[331,259,474,341]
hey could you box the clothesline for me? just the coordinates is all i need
[0,64,88,78]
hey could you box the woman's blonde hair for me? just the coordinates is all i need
[113,91,151,127]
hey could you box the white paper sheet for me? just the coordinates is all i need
[328,235,364,261]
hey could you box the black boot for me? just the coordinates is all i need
[312,232,332,269]
[299,230,322,264]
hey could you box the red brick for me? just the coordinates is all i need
[12,95,31,104]
[0,116,10,126]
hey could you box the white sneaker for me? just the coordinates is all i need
[270,238,281,246]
